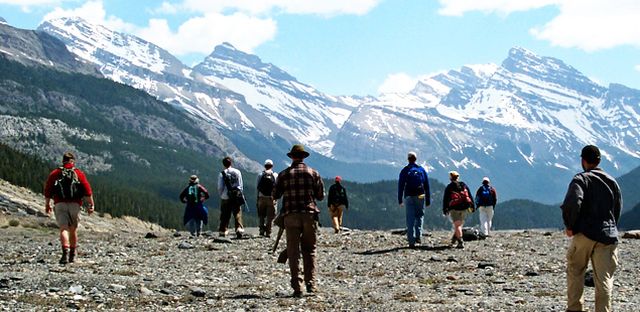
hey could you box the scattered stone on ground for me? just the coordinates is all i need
[1,225,639,311]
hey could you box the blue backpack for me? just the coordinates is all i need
[404,166,425,195]
[477,185,493,206]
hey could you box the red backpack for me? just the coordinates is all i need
[449,183,472,208]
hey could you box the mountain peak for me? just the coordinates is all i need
[0,17,7,25]
[205,43,296,82]
[502,46,603,95]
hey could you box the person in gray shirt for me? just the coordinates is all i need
[561,145,622,312]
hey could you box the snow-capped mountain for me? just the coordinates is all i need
[35,17,640,203]
[333,47,640,202]
[0,22,97,75]
[39,17,355,156]
[193,43,357,155]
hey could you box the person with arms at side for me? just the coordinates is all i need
[273,144,325,297]
[561,145,622,312]
[256,159,278,237]
[179,175,210,237]
[475,177,497,238]
[217,156,245,238]
[442,171,474,249]
[397,151,431,248]
[327,176,349,234]
[44,152,94,264]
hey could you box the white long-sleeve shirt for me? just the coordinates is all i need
[217,167,243,200]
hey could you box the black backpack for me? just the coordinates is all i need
[53,167,83,200]
[257,171,276,195]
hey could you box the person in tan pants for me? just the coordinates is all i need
[327,176,349,233]
[273,144,325,297]
[561,145,622,312]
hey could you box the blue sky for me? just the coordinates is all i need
[1,0,639,96]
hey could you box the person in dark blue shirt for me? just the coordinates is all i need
[397,151,431,248]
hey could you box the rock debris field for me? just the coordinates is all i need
[1,221,639,311]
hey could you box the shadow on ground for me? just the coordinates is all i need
[355,245,451,255]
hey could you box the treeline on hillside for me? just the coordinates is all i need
[0,143,215,229]
[620,203,640,230]
[1,142,565,231]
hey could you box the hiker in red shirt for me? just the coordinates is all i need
[44,152,94,264]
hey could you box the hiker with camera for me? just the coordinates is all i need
[217,156,245,238]
[443,171,474,249]
[44,152,94,264]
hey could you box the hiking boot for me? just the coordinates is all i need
[415,237,422,244]
[236,231,243,239]
[306,283,317,293]
[292,290,303,298]
[220,231,228,237]
[456,238,464,249]
[59,248,69,265]
[450,235,457,246]
[409,243,416,249]
[68,248,76,263]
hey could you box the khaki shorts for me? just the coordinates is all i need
[54,202,81,227]
[449,210,468,222]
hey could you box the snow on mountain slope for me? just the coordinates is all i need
[34,17,640,201]
[40,18,355,157]
[193,43,354,155]
[333,47,640,202]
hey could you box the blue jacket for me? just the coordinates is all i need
[561,168,622,245]
[397,163,430,205]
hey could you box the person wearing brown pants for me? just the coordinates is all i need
[256,159,278,237]
[561,145,622,312]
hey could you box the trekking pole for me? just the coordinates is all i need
[272,227,284,254]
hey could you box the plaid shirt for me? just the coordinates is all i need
[273,161,325,214]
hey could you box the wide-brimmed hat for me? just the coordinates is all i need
[449,171,460,179]
[287,144,310,159]
[264,159,273,166]
[482,177,490,184]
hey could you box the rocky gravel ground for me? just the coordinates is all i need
[1,223,639,312]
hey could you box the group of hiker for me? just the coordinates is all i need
[397,151,498,249]
[43,143,622,311]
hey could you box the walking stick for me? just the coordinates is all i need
[272,227,284,254]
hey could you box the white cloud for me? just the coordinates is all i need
[635,65,640,72]
[437,0,560,16]
[136,13,277,55]
[42,0,137,33]
[0,0,59,5]
[437,0,640,52]
[377,73,419,95]
[41,1,275,55]
[40,0,380,58]
[530,0,640,51]
[157,0,380,16]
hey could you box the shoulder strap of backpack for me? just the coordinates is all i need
[221,170,233,191]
